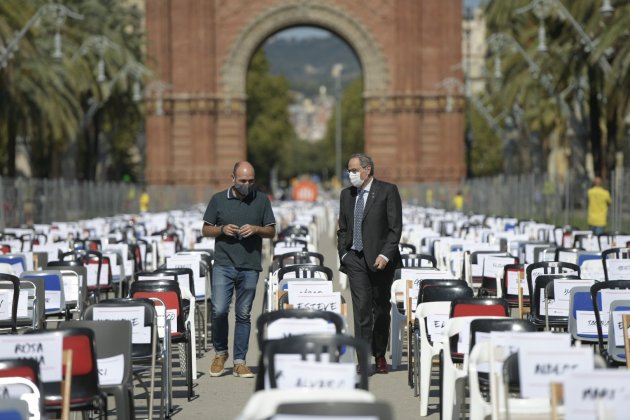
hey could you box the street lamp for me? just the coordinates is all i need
[75,36,121,83]
[145,80,172,116]
[331,63,344,183]
[0,3,83,68]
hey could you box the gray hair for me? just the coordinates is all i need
[350,153,374,176]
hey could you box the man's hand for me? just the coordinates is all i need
[238,224,258,238]
[222,224,240,237]
[373,255,388,270]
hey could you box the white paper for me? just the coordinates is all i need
[45,290,61,311]
[287,281,333,303]
[518,347,593,399]
[61,273,79,303]
[399,268,453,282]
[161,241,176,259]
[291,292,342,313]
[576,310,608,336]
[91,306,150,344]
[456,318,474,354]
[482,256,515,279]
[563,371,630,420]
[165,308,177,334]
[275,359,356,390]
[266,318,336,340]
[86,263,99,287]
[426,313,449,343]
[167,255,204,297]
[0,291,12,320]
[0,333,63,382]
[601,289,630,311]
[97,353,125,385]
[605,260,630,280]
[506,270,528,296]
[611,310,630,345]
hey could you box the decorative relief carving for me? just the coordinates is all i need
[145,94,246,116]
[364,94,465,113]
[221,0,390,97]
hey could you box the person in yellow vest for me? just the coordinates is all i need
[139,188,150,213]
[452,190,464,211]
[587,177,611,235]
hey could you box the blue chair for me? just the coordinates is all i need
[568,286,599,343]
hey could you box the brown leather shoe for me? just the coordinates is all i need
[375,356,388,374]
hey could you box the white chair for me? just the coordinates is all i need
[389,279,411,370]
[414,301,450,416]
[236,388,375,420]
[0,377,41,420]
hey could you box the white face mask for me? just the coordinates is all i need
[349,171,363,188]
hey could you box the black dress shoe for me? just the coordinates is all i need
[356,363,375,376]
[375,356,388,374]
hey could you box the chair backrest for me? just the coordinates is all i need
[275,401,393,420]
[530,274,581,325]
[256,309,346,348]
[590,280,630,354]
[0,358,42,389]
[278,265,333,281]
[554,247,585,264]
[420,284,473,304]
[273,239,308,255]
[129,279,186,335]
[140,268,195,297]
[59,320,132,387]
[468,318,536,352]
[278,252,324,268]
[0,376,41,420]
[83,298,157,359]
[499,263,527,302]
[568,286,598,343]
[0,273,20,332]
[19,270,66,316]
[263,333,370,390]
[399,242,417,255]
[602,247,630,281]
[607,299,630,363]
[449,298,510,318]
[401,253,437,268]
[525,261,580,298]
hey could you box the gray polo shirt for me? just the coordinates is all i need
[203,187,276,271]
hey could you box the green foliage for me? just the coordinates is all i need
[246,49,296,188]
[0,0,145,180]
[470,105,503,176]
[321,77,364,176]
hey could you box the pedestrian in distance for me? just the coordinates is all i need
[337,153,403,374]
[587,176,611,236]
[202,161,276,378]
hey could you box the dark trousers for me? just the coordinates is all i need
[345,250,394,358]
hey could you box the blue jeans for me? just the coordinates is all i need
[211,265,259,364]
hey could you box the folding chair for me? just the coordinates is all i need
[497,263,527,307]
[568,286,600,344]
[277,265,333,280]
[590,280,630,366]
[529,274,581,330]
[40,327,108,419]
[83,298,163,419]
[19,270,66,327]
[130,279,195,400]
[606,299,630,366]
[278,251,324,268]
[525,261,580,300]
[255,309,346,391]
[263,333,370,390]
[602,247,630,280]
[59,320,135,420]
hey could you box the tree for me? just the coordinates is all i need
[321,77,364,176]
[246,49,295,188]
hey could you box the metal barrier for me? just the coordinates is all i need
[0,177,210,228]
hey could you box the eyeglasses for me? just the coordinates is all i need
[346,168,363,174]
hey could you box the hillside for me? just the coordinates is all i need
[263,35,362,97]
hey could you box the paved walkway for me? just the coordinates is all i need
[149,231,440,419]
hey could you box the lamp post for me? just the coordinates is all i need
[0,3,83,68]
[75,36,121,83]
[145,80,172,116]
[331,63,344,184]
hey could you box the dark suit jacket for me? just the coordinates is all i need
[337,178,403,273]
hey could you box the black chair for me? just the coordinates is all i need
[275,401,393,420]
[255,309,346,391]
[0,273,19,333]
[529,274,581,330]
[401,253,437,268]
[263,333,370,390]
[277,265,333,280]
[399,242,417,255]
[590,280,630,366]
[602,247,630,281]
[419,283,473,304]
[525,261,580,299]
[498,264,527,308]
[279,251,324,268]
[554,247,585,263]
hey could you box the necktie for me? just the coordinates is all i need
[353,189,366,251]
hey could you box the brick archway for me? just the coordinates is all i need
[144,0,465,189]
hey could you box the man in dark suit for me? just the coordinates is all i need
[337,153,403,374]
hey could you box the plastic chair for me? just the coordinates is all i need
[606,299,630,365]
[568,286,599,344]
[277,265,333,280]
[399,242,417,255]
[40,327,108,419]
[0,377,40,420]
[529,274,581,330]
[525,261,580,300]
[278,251,324,268]
[602,247,630,280]
[255,309,346,391]
[0,273,19,333]
[401,253,436,268]
[83,298,163,419]
[497,264,527,307]
[263,333,370,390]
[0,359,44,419]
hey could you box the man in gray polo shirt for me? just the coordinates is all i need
[202,161,276,378]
